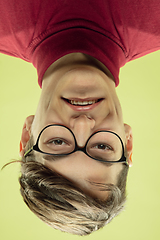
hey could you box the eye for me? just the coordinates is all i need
[93,143,113,151]
[42,137,74,154]
[48,138,68,146]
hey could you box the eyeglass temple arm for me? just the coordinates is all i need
[24,147,33,157]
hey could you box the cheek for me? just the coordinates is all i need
[43,111,66,126]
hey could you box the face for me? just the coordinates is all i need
[22,54,133,201]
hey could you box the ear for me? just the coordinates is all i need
[19,115,35,157]
[124,124,133,167]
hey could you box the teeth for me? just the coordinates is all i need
[70,100,96,105]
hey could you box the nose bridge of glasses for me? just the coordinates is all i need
[70,115,95,147]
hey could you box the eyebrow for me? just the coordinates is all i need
[92,155,113,166]
[42,154,66,161]
[42,154,113,167]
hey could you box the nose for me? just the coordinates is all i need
[70,115,95,147]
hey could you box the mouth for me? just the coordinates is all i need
[62,97,104,111]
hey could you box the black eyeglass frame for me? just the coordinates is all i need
[24,124,128,165]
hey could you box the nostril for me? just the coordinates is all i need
[87,116,92,120]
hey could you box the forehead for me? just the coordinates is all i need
[43,151,124,200]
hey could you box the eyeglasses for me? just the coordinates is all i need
[24,124,127,165]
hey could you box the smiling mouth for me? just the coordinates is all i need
[62,98,103,106]
[62,97,104,111]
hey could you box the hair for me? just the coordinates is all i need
[18,136,129,236]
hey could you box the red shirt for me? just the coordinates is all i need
[0,0,160,87]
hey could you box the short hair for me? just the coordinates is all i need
[19,136,129,236]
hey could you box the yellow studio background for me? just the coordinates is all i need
[0,51,160,240]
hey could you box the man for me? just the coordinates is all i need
[1,0,159,235]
